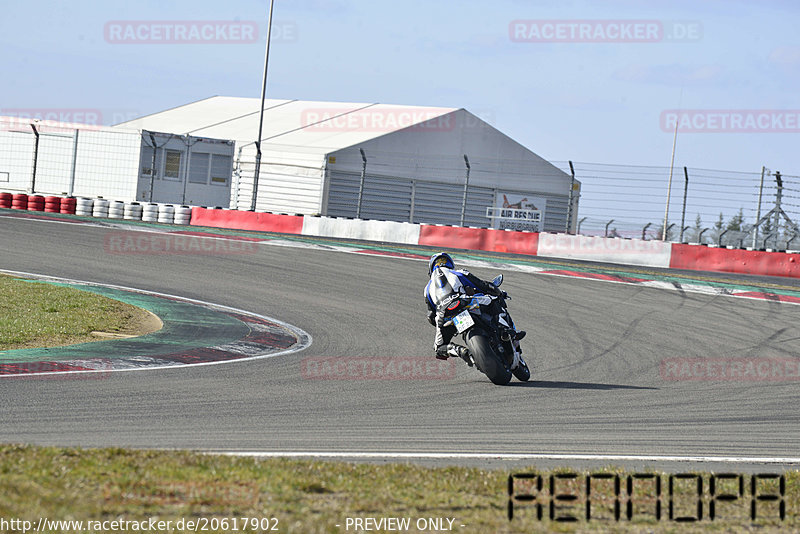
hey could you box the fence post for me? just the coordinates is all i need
[409,180,416,223]
[774,171,783,249]
[181,136,195,206]
[356,148,367,219]
[666,223,675,241]
[460,154,470,227]
[605,219,615,237]
[566,160,576,233]
[29,123,39,194]
[679,166,689,242]
[752,166,766,248]
[68,129,79,197]
[718,228,729,246]
[147,133,158,202]
[787,233,799,250]
[232,145,245,209]
[763,231,776,249]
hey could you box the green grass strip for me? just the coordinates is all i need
[0,445,796,533]
[0,276,148,351]
[0,281,248,363]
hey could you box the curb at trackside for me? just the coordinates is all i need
[0,271,311,377]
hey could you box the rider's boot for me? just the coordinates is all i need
[448,344,473,366]
[451,345,473,367]
[437,343,473,366]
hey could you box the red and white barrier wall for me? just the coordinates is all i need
[187,207,800,279]
[6,198,800,279]
[669,243,800,278]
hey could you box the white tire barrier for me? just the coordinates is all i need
[108,200,125,219]
[49,196,194,224]
[76,197,94,216]
[92,198,109,218]
[157,204,175,224]
[142,203,159,222]
[174,205,192,225]
[124,202,143,221]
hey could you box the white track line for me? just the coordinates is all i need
[214,451,800,464]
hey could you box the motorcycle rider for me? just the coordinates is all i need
[424,252,525,365]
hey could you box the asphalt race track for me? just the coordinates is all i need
[2,215,800,472]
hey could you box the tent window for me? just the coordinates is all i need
[210,154,232,185]
[164,150,182,181]
[189,153,210,184]
[140,146,162,178]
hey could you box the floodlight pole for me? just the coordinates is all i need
[661,119,679,240]
[251,0,276,211]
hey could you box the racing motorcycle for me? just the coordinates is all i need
[436,275,530,385]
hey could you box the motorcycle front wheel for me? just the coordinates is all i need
[465,329,512,385]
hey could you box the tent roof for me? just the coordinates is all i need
[115,96,459,158]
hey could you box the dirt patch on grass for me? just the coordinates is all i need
[92,309,162,339]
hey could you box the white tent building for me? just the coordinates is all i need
[0,117,234,206]
[117,96,579,232]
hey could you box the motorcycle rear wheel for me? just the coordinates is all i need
[465,330,512,385]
